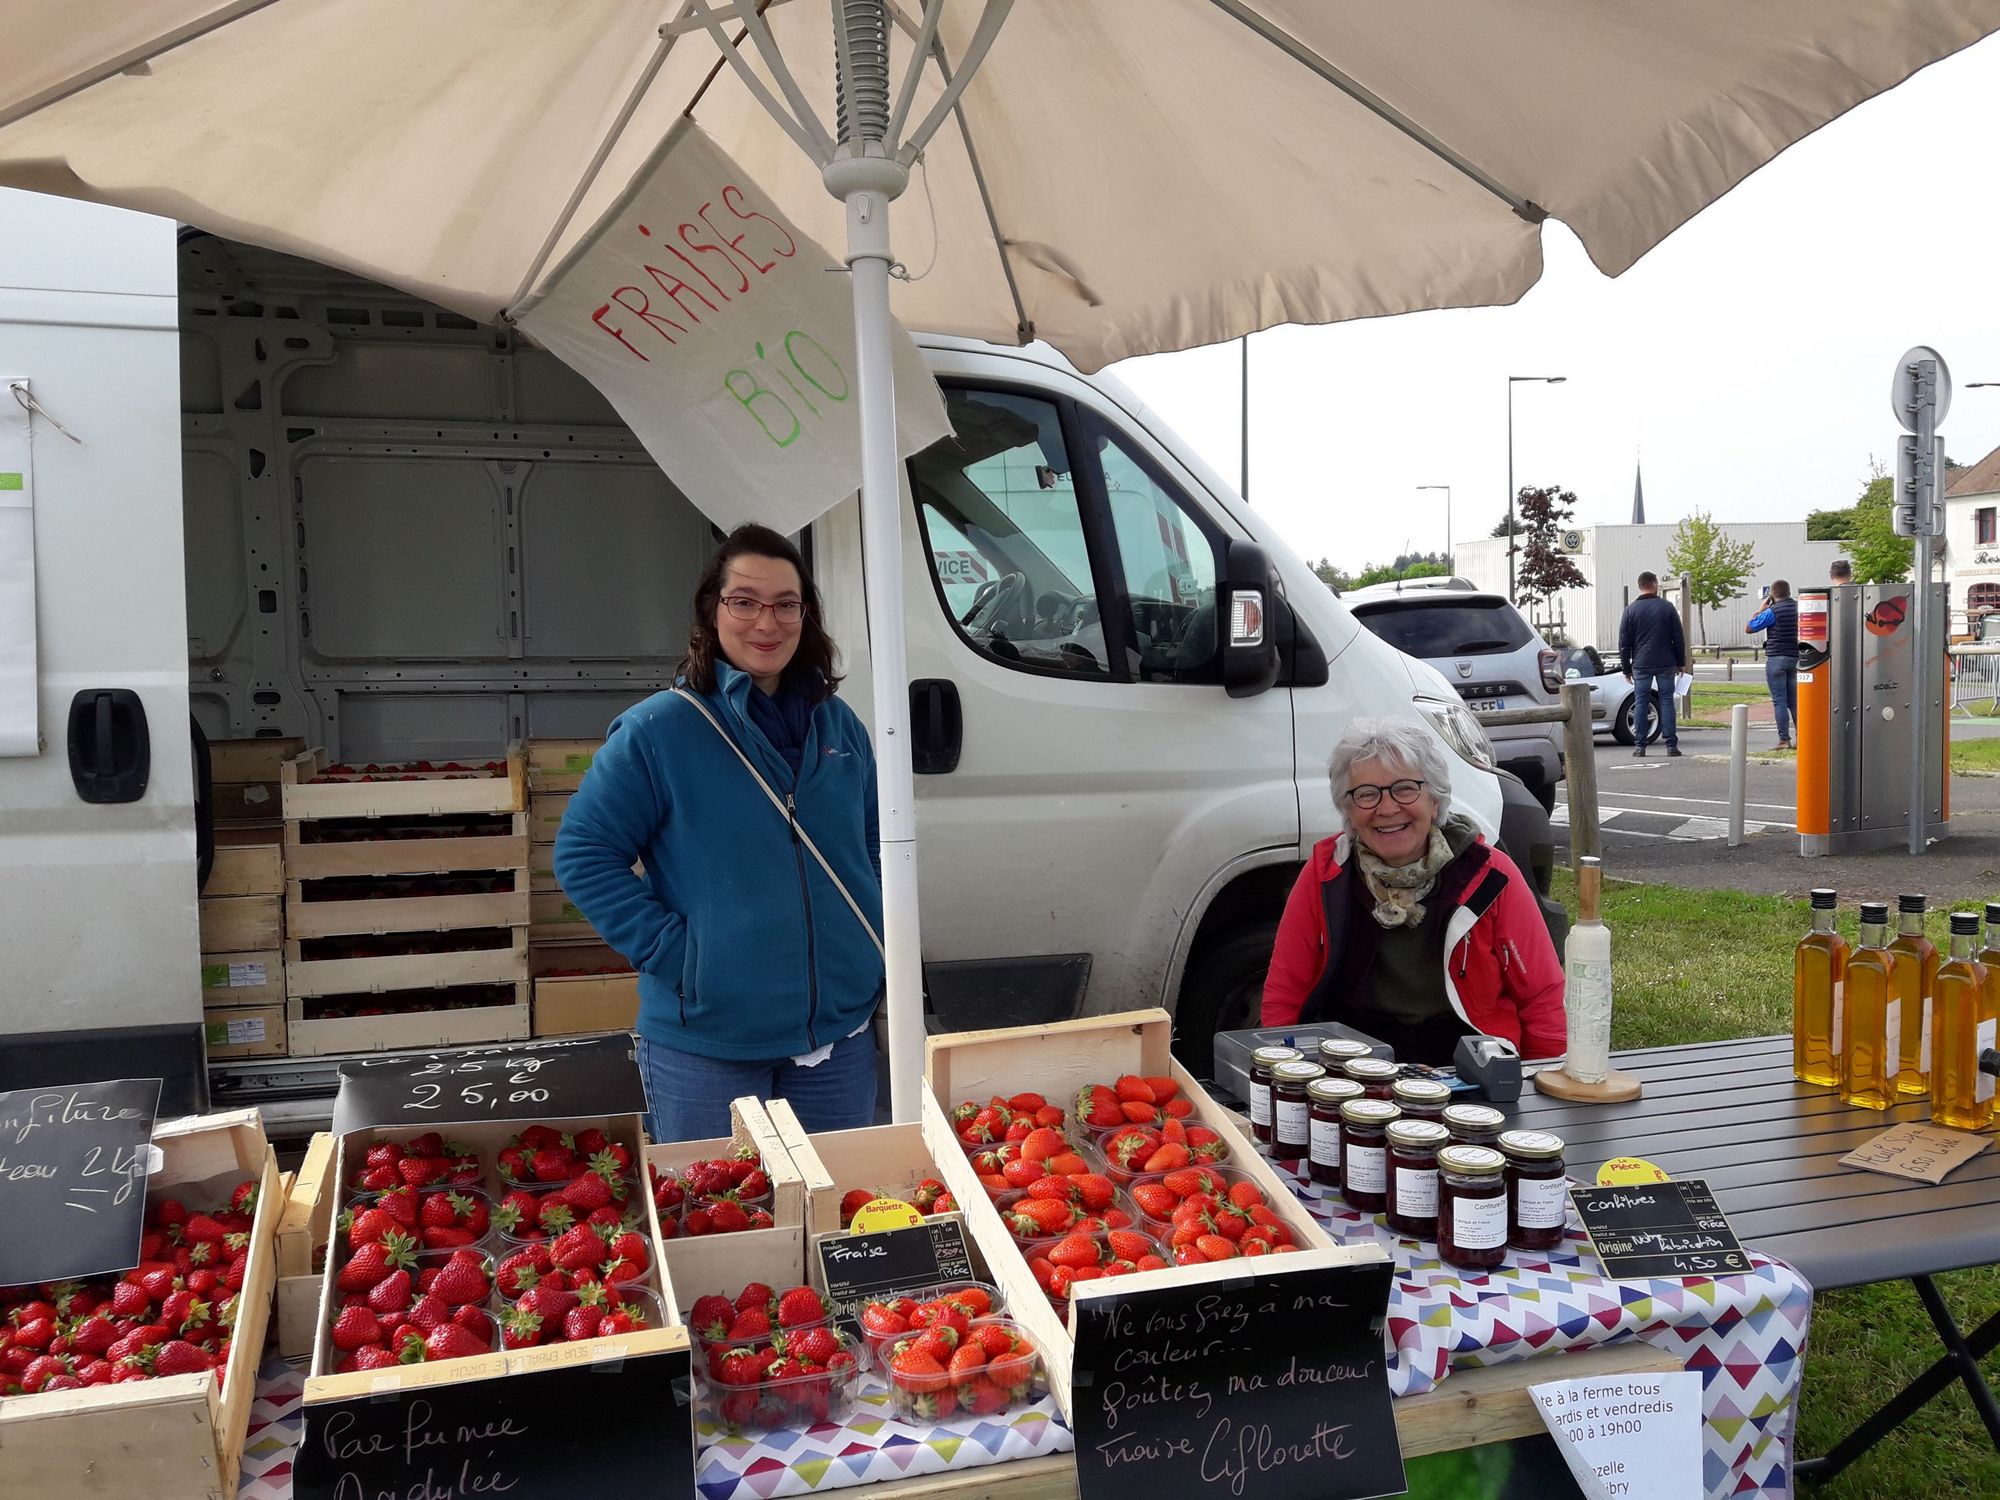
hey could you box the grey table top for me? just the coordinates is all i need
[1506,1034,2000,1292]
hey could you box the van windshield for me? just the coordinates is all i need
[1351,599,1533,658]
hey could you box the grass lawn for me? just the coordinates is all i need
[1549,867,2000,1500]
[1949,736,2000,775]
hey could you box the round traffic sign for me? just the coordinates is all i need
[1890,345,1952,433]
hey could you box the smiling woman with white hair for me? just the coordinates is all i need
[1262,718,1567,1062]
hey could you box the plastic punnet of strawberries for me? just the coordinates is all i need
[689,1284,860,1432]
[946,1091,1067,1153]
[349,1133,483,1193]
[855,1282,998,1363]
[1133,1168,1297,1264]
[0,1180,260,1396]
[884,1317,1041,1422]
[328,1239,498,1371]
[1025,1227,1169,1308]
[670,1150,775,1236]
[495,1125,635,1192]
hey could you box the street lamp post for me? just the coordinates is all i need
[1507,375,1567,599]
[1418,485,1452,571]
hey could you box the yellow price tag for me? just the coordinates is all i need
[1596,1156,1672,1185]
[847,1197,925,1232]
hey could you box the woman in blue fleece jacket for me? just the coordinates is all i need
[553,524,883,1141]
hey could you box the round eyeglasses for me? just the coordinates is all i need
[720,596,805,624]
[1346,778,1426,811]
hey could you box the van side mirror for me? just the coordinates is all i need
[1223,540,1279,699]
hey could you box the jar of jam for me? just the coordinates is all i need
[1307,1077,1364,1187]
[1390,1076,1452,1121]
[1499,1130,1570,1251]
[1343,1057,1401,1100]
[1317,1037,1373,1071]
[1248,1045,1303,1144]
[1442,1102,1506,1148]
[1438,1145,1509,1270]
[1338,1099,1401,1213]
[1385,1119,1450,1238]
[1269,1060,1326,1161]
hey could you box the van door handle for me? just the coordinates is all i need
[909,679,961,774]
[67,688,151,804]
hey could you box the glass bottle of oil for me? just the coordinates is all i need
[1979,902,2000,1006]
[1930,913,1995,1130]
[1889,893,1938,1096]
[1841,902,1901,1110]
[1792,888,1846,1086]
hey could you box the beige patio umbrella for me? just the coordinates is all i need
[4,1,1994,1119]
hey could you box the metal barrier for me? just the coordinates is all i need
[1950,646,2000,718]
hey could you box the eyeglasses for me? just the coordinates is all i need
[1345,779,1426,811]
[720,596,805,624]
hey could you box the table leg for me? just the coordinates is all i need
[1797,1275,2000,1485]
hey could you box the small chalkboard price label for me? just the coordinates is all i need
[331,1034,646,1135]
[1571,1178,1752,1279]
[0,1077,162,1286]
[1070,1259,1406,1500]
[295,1342,693,1500]
[816,1215,976,1312]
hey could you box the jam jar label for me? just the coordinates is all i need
[1451,1192,1508,1249]
[1345,1144,1385,1193]
[1395,1168,1438,1218]
[1275,1097,1310,1144]
[1514,1175,1569,1229]
[1249,1083,1272,1127]
[1309,1117,1341,1166]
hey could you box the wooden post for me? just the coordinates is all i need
[1562,682,1600,872]
[1677,577,1694,717]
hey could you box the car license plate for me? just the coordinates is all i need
[1470,698,1507,713]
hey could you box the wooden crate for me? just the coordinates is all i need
[923,1007,1380,1423]
[284,812,528,881]
[530,890,604,943]
[528,791,572,844]
[203,842,283,898]
[525,738,602,794]
[203,1004,287,1060]
[286,929,528,999]
[645,1097,808,1305]
[281,746,525,821]
[201,948,285,1007]
[211,782,280,822]
[275,1133,336,1359]
[0,1110,280,1500]
[284,874,528,941]
[208,735,307,784]
[284,980,531,1057]
[530,942,638,1036]
[198,893,282,953]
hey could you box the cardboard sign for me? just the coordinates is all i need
[513,120,950,536]
[1069,1260,1406,1500]
[1530,1370,1704,1499]
[1840,1121,1991,1183]
[1571,1179,1752,1280]
[816,1215,976,1313]
[0,1078,161,1285]
[295,1343,693,1500]
[332,1034,646,1135]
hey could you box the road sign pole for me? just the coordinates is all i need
[1893,349,1952,856]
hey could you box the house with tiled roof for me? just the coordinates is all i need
[1945,443,2000,631]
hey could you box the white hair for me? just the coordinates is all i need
[1328,718,1453,829]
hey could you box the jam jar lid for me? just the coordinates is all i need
[1339,1099,1403,1125]
[1271,1060,1327,1084]
[1441,1103,1507,1131]
[1391,1077,1453,1106]
[1385,1119,1450,1150]
[1343,1057,1401,1080]
[1437,1144,1506,1175]
[1251,1045,1306,1066]
[1497,1129,1566,1160]
[1307,1077,1365,1105]
[1317,1038,1374,1062]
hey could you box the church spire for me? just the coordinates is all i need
[1631,454,1646,526]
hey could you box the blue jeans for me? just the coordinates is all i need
[635,1026,879,1143]
[1631,670,1678,749]
[1766,656,1798,743]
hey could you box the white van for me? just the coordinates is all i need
[0,191,1560,1127]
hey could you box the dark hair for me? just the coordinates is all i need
[1830,559,1853,581]
[1637,570,1659,590]
[1772,579,1791,599]
[677,524,842,700]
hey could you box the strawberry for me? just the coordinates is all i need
[427,1253,491,1307]
[531,1145,577,1183]
[860,1302,911,1341]
[152,1340,214,1376]
[550,1226,603,1274]
[1195,1234,1238,1262]
[1114,1074,1156,1104]
[837,1188,875,1226]
[561,1173,614,1214]
[331,1305,382,1351]
[706,1200,751,1235]
[336,1232,414,1294]
[1005,1198,1074,1238]
[421,1324,489,1361]
[1226,1180,1265,1210]
[725,1307,771,1341]
[1144,1142,1191,1173]
[1131,1183,1178,1220]
[735,1283,775,1314]
[366,1269,413,1313]
[1107,1229,1156,1261]
[789,1325,842,1365]
[946,1342,987,1381]
[373,1186,420,1229]
[689,1294,736,1343]
[681,1207,713,1237]
[1047,1232,1102,1269]
[887,1344,949,1393]
[776,1286,826,1328]
[563,1306,605,1342]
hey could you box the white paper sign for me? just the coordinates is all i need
[514,121,950,534]
[1530,1370,1703,1500]
[0,381,37,756]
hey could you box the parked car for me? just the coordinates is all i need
[1561,645,1662,746]
[1346,588,1565,811]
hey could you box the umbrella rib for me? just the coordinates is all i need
[1203,0,1546,222]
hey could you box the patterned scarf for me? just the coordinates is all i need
[1354,813,1472,928]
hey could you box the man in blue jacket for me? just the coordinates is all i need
[1746,580,1799,750]
[1618,572,1689,757]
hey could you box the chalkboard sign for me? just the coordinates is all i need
[295,1342,693,1500]
[815,1215,976,1312]
[1571,1178,1752,1279]
[332,1034,646,1135]
[1070,1259,1406,1500]
[0,1077,161,1286]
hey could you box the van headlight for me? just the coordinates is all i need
[1415,695,1496,772]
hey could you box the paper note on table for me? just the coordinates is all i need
[1530,1370,1703,1500]
[1840,1121,1990,1183]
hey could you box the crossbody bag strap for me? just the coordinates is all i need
[671,688,885,957]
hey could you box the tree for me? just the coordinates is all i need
[1664,510,1756,645]
[1311,557,1353,593]
[1402,560,1450,579]
[1844,462,1913,584]
[1489,513,1525,538]
[1512,485,1587,616]
[1805,507,1855,541]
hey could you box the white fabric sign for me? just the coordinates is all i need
[0,382,37,757]
[1530,1371,1703,1500]
[514,121,949,534]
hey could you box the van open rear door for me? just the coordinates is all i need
[0,191,203,1111]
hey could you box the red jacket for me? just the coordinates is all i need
[1262,832,1568,1060]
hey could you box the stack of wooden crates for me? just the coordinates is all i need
[526,739,641,1036]
[200,737,303,1059]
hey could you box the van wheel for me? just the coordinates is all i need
[1172,922,1280,1079]
[1613,693,1662,746]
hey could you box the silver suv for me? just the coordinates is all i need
[1346,588,1565,811]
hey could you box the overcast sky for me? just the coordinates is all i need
[1110,33,2000,575]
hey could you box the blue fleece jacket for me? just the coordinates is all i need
[552,663,884,1061]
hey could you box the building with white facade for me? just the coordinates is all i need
[1944,445,2000,634]
[1453,522,1849,651]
